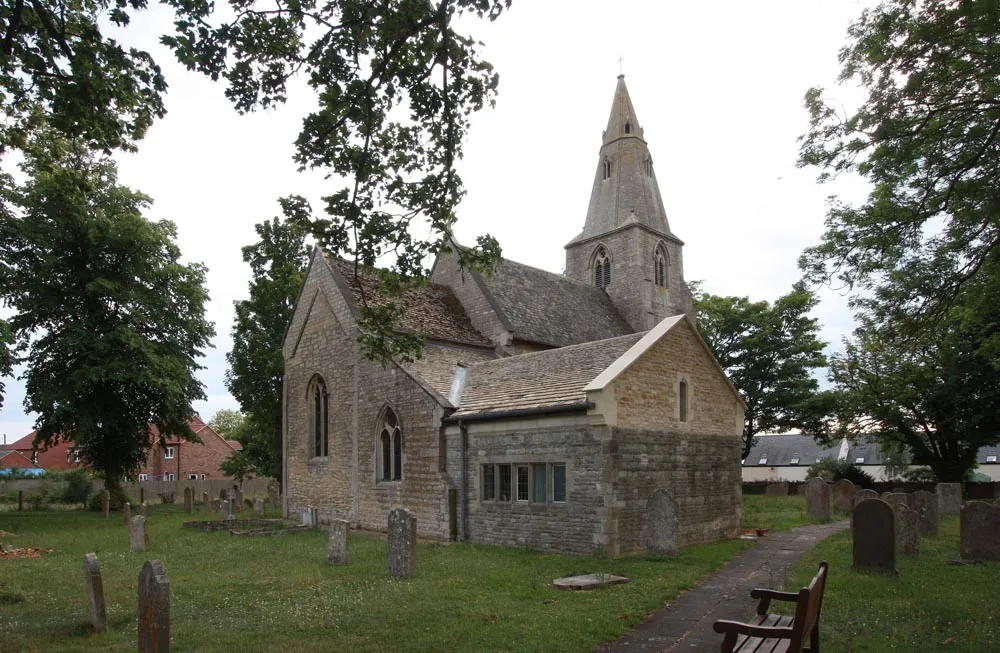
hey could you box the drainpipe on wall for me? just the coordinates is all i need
[460,420,469,541]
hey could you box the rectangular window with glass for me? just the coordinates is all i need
[531,463,547,503]
[516,465,529,501]
[498,464,512,502]
[165,446,175,459]
[482,464,496,500]
[551,463,566,503]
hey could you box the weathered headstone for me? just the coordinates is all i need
[852,498,895,573]
[138,560,170,653]
[960,501,1000,561]
[831,479,856,513]
[202,492,209,507]
[645,489,679,556]
[937,483,962,515]
[853,489,879,506]
[895,504,920,555]
[910,489,939,536]
[805,478,831,521]
[83,553,107,633]
[234,488,244,511]
[219,488,228,501]
[101,490,110,519]
[301,505,318,527]
[253,498,265,516]
[183,487,193,513]
[387,508,416,578]
[219,500,230,520]
[267,481,280,510]
[130,515,149,553]
[139,502,148,518]
[883,492,909,512]
[123,502,132,525]
[328,519,349,565]
[764,482,789,497]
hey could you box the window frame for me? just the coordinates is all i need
[164,446,175,460]
[479,462,567,506]
[167,473,175,481]
[987,455,998,463]
[308,375,330,459]
[376,406,403,483]
[138,473,148,481]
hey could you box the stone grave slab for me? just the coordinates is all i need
[645,489,678,556]
[138,560,170,653]
[960,501,1000,561]
[328,519,349,565]
[130,516,149,553]
[853,498,895,573]
[83,553,107,633]
[831,479,856,513]
[387,508,416,578]
[937,483,962,515]
[553,573,630,591]
[805,478,831,521]
[910,490,939,536]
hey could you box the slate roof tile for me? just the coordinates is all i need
[743,434,841,467]
[402,344,498,401]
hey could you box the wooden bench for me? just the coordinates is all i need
[712,560,828,653]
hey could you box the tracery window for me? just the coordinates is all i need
[593,247,611,289]
[645,156,653,177]
[309,375,329,458]
[377,406,403,482]
[654,244,668,287]
[624,120,632,134]
[602,158,612,180]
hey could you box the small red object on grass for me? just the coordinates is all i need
[756,528,767,537]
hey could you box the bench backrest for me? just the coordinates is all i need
[791,561,828,649]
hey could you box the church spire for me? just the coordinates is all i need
[568,75,674,246]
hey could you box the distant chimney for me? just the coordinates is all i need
[447,363,468,407]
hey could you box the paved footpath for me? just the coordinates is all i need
[600,521,849,653]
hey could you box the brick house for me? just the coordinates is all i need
[282,76,745,556]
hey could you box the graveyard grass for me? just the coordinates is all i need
[0,505,750,652]
[740,494,819,531]
[784,515,1000,652]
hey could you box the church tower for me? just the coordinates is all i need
[565,75,693,331]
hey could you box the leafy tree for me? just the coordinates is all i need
[208,409,246,439]
[693,282,828,458]
[0,134,215,502]
[799,0,1000,314]
[220,450,256,487]
[226,217,310,487]
[0,317,12,410]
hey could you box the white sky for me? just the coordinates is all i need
[0,0,875,444]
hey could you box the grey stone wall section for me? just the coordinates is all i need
[895,504,919,555]
[83,553,107,633]
[831,479,855,513]
[960,501,1000,561]
[910,490,939,536]
[937,483,962,515]
[129,515,149,553]
[853,498,895,573]
[805,478,830,522]
[764,482,789,497]
[387,508,416,578]
[328,519,349,565]
[645,489,678,556]
[138,560,170,653]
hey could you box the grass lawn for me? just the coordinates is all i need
[0,505,751,652]
[741,494,825,532]
[783,515,1000,652]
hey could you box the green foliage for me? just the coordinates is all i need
[741,495,816,531]
[799,0,1000,316]
[692,281,828,457]
[56,468,91,504]
[0,133,215,497]
[208,409,246,439]
[805,458,875,488]
[0,317,12,410]
[903,467,938,483]
[220,450,256,486]
[86,489,125,512]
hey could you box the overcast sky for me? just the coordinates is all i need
[0,1,876,444]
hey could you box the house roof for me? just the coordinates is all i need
[473,257,633,348]
[743,434,841,467]
[0,450,38,469]
[330,258,491,347]
[449,332,644,419]
[401,343,498,403]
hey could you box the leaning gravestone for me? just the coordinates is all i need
[130,516,150,553]
[328,519,349,565]
[645,489,679,556]
[895,504,919,555]
[910,490,939,536]
[805,478,831,521]
[853,498,895,573]
[138,560,170,653]
[254,498,265,516]
[937,483,962,515]
[853,489,879,506]
[831,479,856,513]
[123,502,131,525]
[960,501,1000,561]
[387,508,416,578]
[764,482,789,497]
[183,487,193,513]
[83,553,107,633]
[101,490,110,519]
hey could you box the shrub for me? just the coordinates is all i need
[87,490,126,512]
[158,491,175,504]
[806,458,875,488]
[903,466,938,482]
[57,468,92,504]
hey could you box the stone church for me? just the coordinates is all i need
[281,76,745,557]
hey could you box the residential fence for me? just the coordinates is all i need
[743,480,1000,499]
[1,477,274,505]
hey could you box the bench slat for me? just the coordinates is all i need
[733,615,785,652]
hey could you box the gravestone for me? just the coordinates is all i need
[910,490,939,536]
[805,478,831,521]
[328,519,349,565]
[234,487,242,511]
[645,489,679,556]
[267,481,280,510]
[219,500,229,519]
[130,515,149,553]
[183,487,193,513]
[83,553,107,633]
[254,498,265,516]
[853,489,879,506]
[387,508,416,578]
[219,489,228,501]
[138,560,170,653]
[937,483,962,515]
[895,504,919,555]
[853,498,895,573]
[101,490,110,519]
[960,501,1000,561]
[123,502,131,525]
[883,492,909,512]
[831,479,856,513]
[139,502,148,518]
[301,506,318,527]
[210,499,220,512]
[202,492,209,507]
[764,482,789,497]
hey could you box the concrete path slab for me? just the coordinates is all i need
[599,521,848,653]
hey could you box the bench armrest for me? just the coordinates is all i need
[749,588,800,614]
[713,619,795,651]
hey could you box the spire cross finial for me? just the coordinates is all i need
[618,55,624,76]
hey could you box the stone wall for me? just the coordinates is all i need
[430,249,507,347]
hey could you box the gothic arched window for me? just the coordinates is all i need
[654,244,668,287]
[308,376,329,458]
[377,406,403,482]
[593,247,611,289]
[602,158,612,180]
[624,120,632,134]
[645,156,653,177]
